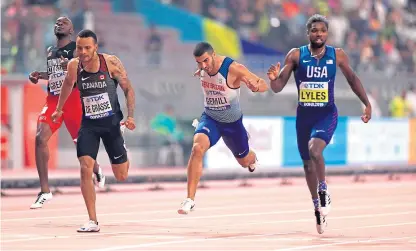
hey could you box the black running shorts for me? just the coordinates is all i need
[76,123,127,164]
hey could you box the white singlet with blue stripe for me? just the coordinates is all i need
[200,57,242,123]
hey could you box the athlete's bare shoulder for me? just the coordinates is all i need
[334,47,348,66]
[103,54,123,68]
[67,57,79,73]
[103,53,128,80]
[228,60,247,73]
[286,48,300,65]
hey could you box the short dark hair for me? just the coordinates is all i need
[77,29,98,43]
[306,14,329,30]
[193,42,213,57]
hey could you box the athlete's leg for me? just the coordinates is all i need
[101,124,129,181]
[178,113,220,214]
[187,133,210,199]
[308,138,327,185]
[309,108,338,217]
[76,126,101,232]
[296,116,327,234]
[31,102,62,209]
[220,117,256,171]
[63,91,105,187]
[35,122,54,193]
[296,116,318,203]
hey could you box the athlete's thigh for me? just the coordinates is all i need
[76,126,101,160]
[296,116,313,160]
[62,94,83,142]
[220,117,250,158]
[38,99,63,134]
[311,107,338,145]
[194,113,221,148]
[101,123,127,164]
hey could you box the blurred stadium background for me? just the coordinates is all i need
[1,0,415,184]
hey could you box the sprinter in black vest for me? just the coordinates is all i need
[52,29,136,232]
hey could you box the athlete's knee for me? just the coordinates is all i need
[79,158,94,180]
[308,145,323,160]
[112,162,129,181]
[190,143,207,158]
[35,132,49,147]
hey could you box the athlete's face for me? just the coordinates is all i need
[76,37,98,63]
[307,22,328,48]
[195,52,215,74]
[54,17,73,37]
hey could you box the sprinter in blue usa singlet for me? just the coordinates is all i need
[267,14,372,234]
[178,42,269,215]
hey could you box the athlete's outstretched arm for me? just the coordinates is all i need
[268,48,298,93]
[336,48,371,122]
[52,59,78,121]
[230,63,269,92]
[107,55,136,119]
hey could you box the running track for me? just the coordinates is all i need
[2,175,416,250]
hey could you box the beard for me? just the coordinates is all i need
[55,32,67,40]
[310,40,325,49]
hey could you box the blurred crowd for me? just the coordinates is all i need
[169,0,416,77]
[2,0,416,119]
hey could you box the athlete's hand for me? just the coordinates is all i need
[361,105,372,123]
[193,68,202,77]
[243,77,259,92]
[51,110,63,123]
[124,116,136,130]
[29,71,40,84]
[267,62,281,81]
[60,56,70,71]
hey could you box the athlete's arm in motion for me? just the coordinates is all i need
[267,48,299,93]
[51,58,78,122]
[106,54,136,130]
[229,62,269,92]
[336,48,371,123]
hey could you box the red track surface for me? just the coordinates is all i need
[2,175,416,250]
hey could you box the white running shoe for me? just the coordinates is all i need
[77,220,100,232]
[315,210,327,234]
[30,192,53,209]
[177,198,195,215]
[318,189,331,217]
[93,166,106,189]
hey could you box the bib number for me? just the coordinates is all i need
[205,96,230,111]
[299,82,328,107]
[48,71,66,96]
[83,93,113,119]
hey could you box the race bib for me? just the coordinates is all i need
[299,82,328,107]
[204,93,231,111]
[82,93,113,119]
[48,71,66,96]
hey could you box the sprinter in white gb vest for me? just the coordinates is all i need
[51,29,136,233]
[177,42,269,215]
